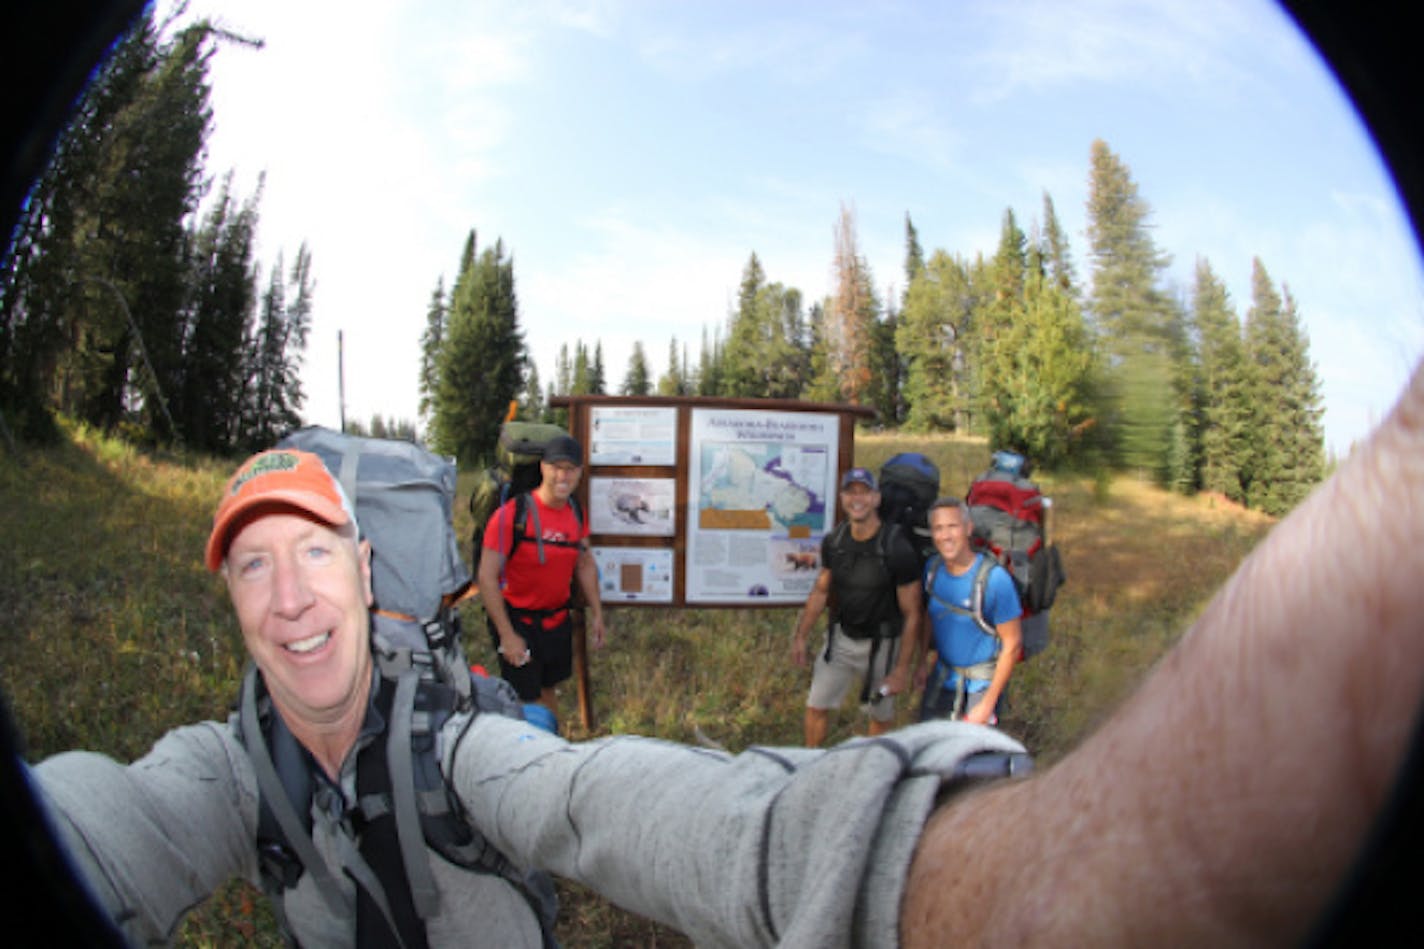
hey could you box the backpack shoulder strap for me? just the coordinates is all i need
[386,670,438,920]
[513,492,584,567]
[509,491,529,559]
[924,555,999,640]
[877,520,897,559]
[239,665,347,918]
[922,552,942,592]
[970,554,998,636]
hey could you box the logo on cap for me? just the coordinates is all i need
[841,467,877,490]
[229,451,301,494]
[205,448,355,572]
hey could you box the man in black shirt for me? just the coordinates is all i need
[791,468,924,746]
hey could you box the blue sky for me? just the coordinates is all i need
[159,0,1423,456]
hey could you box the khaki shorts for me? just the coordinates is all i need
[806,628,900,722]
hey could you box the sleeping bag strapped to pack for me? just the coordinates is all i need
[278,426,477,705]
[965,450,1066,659]
[878,452,941,571]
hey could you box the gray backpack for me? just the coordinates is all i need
[278,426,476,705]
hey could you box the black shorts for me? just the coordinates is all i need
[488,608,573,701]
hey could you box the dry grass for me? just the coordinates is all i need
[1,424,1276,946]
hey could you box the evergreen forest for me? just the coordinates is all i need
[423,144,1325,516]
[3,11,1325,517]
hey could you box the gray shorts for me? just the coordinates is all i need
[806,628,900,722]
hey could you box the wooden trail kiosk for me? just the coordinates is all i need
[550,394,876,730]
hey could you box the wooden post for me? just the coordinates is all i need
[570,606,593,731]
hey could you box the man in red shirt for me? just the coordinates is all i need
[478,435,607,719]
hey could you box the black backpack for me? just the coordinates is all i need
[878,452,941,570]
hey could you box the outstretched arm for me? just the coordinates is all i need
[903,359,1424,946]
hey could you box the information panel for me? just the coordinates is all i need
[685,409,838,604]
[588,405,678,466]
[588,476,676,537]
[592,546,675,604]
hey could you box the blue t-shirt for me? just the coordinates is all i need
[925,553,1022,693]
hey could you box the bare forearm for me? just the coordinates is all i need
[477,558,517,640]
[979,621,1020,712]
[795,590,830,639]
[576,552,601,622]
[904,363,1424,946]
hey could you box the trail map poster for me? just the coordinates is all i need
[588,405,677,466]
[685,409,838,604]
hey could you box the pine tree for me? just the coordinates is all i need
[875,301,903,425]
[418,277,447,431]
[1193,260,1251,502]
[903,213,925,288]
[242,253,288,450]
[803,299,841,403]
[1164,292,1202,494]
[572,341,592,395]
[721,253,768,397]
[178,174,259,453]
[1280,286,1326,500]
[246,242,313,447]
[696,326,724,397]
[431,235,526,466]
[621,341,653,396]
[1244,259,1324,514]
[519,362,545,421]
[656,336,688,396]
[977,211,1029,436]
[978,211,1096,467]
[982,270,1096,467]
[765,284,810,400]
[554,343,572,396]
[1040,192,1077,297]
[1085,139,1177,479]
[1,13,219,443]
[898,250,975,432]
[590,341,607,395]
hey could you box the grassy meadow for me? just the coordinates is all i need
[0,422,1275,947]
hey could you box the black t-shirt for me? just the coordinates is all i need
[820,522,921,634]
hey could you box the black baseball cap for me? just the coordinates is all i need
[543,435,583,465]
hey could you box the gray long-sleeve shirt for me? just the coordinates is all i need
[33,712,1025,947]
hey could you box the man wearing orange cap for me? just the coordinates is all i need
[203,449,377,780]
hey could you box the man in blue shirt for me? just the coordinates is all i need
[917,497,1023,725]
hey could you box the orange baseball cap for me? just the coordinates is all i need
[205,448,356,571]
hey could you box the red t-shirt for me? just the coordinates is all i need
[482,492,587,614]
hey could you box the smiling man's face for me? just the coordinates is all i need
[224,509,374,730]
[840,482,880,523]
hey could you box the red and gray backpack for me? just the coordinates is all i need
[965,451,1066,657]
